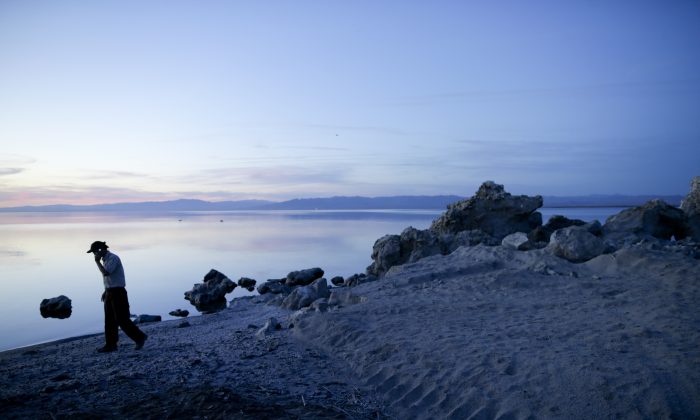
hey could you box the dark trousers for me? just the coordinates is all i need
[104,287,145,347]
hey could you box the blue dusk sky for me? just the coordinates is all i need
[1,1,699,206]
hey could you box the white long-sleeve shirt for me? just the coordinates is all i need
[102,251,126,288]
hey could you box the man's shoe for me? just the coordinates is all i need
[97,345,117,353]
[135,334,147,350]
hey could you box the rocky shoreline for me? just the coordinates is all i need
[3,177,700,419]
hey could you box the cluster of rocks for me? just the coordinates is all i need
[367,181,544,276]
[252,267,368,314]
[39,295,72,319]
[184,269,258,313]
[367,178,700,273]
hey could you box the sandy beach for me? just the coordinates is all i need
[0,298,385,419]
[2,181,700,419]
[298,244,700,418]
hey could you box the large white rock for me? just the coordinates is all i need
[547,226,606,263]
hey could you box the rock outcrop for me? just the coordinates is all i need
[681,176,700,241]
[184,269,237,313]
[39,295,72,319]
[430,181,543,239]
[368,181,542,276]
[603,199,687,242]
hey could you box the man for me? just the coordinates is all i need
[87,241,147,353]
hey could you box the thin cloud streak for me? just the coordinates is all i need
[0,168,23,176]
[0,154,37,165]
[85,170,155,180]
[173,165,349,188]
[387,78,700,106]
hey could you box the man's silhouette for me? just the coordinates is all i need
[88,241,147,352]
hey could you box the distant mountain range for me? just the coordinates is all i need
[0,194,685,212]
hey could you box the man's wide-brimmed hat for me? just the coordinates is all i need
[87,241,109,254]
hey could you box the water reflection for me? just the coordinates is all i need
[0,210,437,351]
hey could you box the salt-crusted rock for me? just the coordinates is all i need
[237,277,257,291]
[548,226,606,263]
[681,176,700,241]
[184,269,237,313]
[603,199,687,241]
[256,279,291,295]
[169,309,189,317]
[430,181,543,239]
[281,278,330,310]
[134,314,161,324]
[39,295,72,319]
[501,232,531,251]
[285,267,324,287]
[255,317,281,339]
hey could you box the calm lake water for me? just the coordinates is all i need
[0,207,624,351]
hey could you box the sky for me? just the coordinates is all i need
[1,0,699,206]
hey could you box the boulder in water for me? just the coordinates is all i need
[39,295,72,319]
[184,269,237,313]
